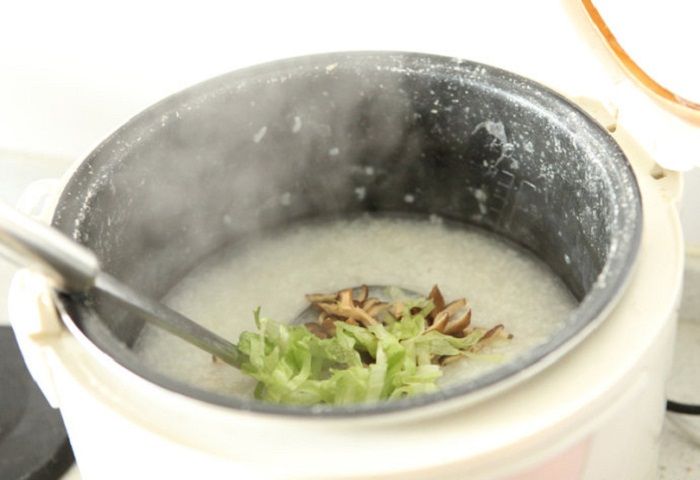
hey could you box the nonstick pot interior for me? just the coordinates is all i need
[52,52,641,416]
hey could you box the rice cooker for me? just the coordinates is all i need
[5,47,686,480]
[8,0,699,477]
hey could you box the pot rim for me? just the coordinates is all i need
[51,51,643,417]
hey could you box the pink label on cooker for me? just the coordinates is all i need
[501,438,590,480]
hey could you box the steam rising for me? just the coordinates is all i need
[52,53,639,354]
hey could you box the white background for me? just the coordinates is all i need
[1,1,697,238]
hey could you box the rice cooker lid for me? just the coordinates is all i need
[583,0,700,172]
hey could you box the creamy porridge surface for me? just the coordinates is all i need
[135,216,576,397]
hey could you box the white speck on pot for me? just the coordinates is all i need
[564,254,571,264]
[429,214,443,225]
[404,194,415,204]
[329,147,340,156]
[473,188,489,215]
[292,116,302,133]
[253,126,267,143]
[472,120,507,144]
[430,109,438,114]
[325,63,338,72]
[524,141,534,153]
[364,166,375,176]
[354,186,366,201]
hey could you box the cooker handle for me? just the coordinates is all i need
[0,201,99,292]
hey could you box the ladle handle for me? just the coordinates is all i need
[0,201,99,292]
[0,201,245,368]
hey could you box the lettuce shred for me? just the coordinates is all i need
[235,300,499,406]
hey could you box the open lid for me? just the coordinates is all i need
[583,0,700,171]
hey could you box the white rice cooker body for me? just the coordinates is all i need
[8,115,684,479]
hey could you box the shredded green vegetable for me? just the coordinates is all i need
[235,297,502,405]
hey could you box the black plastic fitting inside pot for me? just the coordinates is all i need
[52,52,642,416]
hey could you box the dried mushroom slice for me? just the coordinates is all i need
[321,316,337,336]
[317,303,377,327]
[305,322,330,339]
[443,309,472,336]
[338,289,354,308]
[442,298,467,317]
[365,302,389,319]
[426,310,449,333]
[306,292,338,304]
[481,324,505,341]
[427,285,445,320]
[389,301,404,319]
[355,285,369,304]
[303,285,511,359]
[362,298,381,311]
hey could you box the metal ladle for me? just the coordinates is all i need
[0,201,246,368]
[0,202,422,371]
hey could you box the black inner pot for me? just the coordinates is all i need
[52,52,641,416]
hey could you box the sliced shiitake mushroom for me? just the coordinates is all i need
[306,292,338,303]
[442,298,467,317]
[355,285,369,304]
[443,309,472,336]
[338,289,354,308]
[305,322,330,339]
[426,310,449,333]
[365,302,389,319]
[389,301,404,319]
[304,286,510,357]
[362,297,381,311]
[481,324,505,341]
[321,316,337,336]
[317,303,377,327]
[427,284,445,320]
